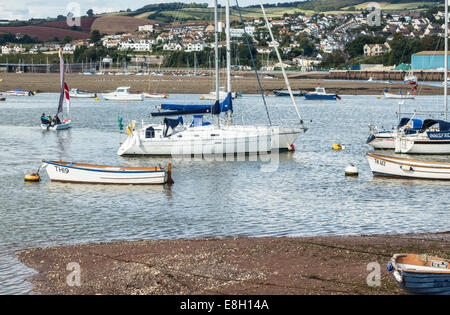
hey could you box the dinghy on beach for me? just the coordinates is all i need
[387,254,450,295]
[41,160,173,185]
[366,152,450,180]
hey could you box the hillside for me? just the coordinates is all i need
[0,26,89,41]
[90,16,159,35]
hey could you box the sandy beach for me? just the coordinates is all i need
[0,72,445,95]
[18,232,449,295]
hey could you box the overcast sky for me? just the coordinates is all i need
[0,0,289,20]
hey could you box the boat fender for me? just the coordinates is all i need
[393,270,403,283]
[332,143,342,150]
[387,261,393,272]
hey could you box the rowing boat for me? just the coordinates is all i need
[42,160,173,184]
[366,152,450,179]
[388,254,450,295]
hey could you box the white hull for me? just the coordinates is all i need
[69,92,97,98]
[103,94,144,101]
[42,160,170,184]
[367,153,450,179]
[395,135,450,154]
[118,124,300,156]
[144,93,167,99]
[384,92,415,99]
[3,90,32,96]
[367,132,395,149]
[41,120,71,131]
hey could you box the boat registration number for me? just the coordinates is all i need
[432,260,449,269]
[54,166,69,174]
[374,159,386,166]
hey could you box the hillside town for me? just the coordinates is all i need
[0,7,447,72]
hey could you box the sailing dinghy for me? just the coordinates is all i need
[41,160,173,185]
[41,49,71,131]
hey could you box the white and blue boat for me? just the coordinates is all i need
[367,117,423,149]
[388,254,450,295]
[304,87,340,100]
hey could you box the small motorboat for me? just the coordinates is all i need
[41,160,173,185]
[366,152,450,180]
[273,90,303,97]
[144,92,168,99]
[102,87,144,101]
[384,91,415,99]
[304,87,340,100]
[3,89,34,96]
[387,254,450,295]
[69,88,97,98]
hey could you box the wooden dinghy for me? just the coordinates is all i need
[388,254,450,295]
[366,152,450,180]
[42,160,173,185]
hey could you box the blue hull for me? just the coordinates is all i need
[304,94,338,100]
[398,272,450,295]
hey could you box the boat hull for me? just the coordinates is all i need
[103,94,144,101]
[40,121,71,131]
[304,94,338,100]
[118,125,301,156]
[366,152,450,180]
[42,160,169,184]
[395,136,450,154]
[384,92,415,99]
[389,254,450,295]
[367,131,395,149]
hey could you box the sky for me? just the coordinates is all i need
[0,0,289,20]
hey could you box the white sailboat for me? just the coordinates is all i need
[394,0,450,154]
[41,49,71,131]
[117,0,305,157]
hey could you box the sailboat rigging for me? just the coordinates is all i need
[117,0,305,156]
[40,49,71,131]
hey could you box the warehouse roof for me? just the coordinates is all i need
[414,51,445,55]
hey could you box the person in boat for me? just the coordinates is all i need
[53,114,62,125]
[41,113,51,126]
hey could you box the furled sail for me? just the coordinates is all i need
[56,49,65,116]
[155,92,233,115]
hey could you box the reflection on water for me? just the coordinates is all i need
[0,93,449,294]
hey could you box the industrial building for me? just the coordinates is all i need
[411,51,450,70]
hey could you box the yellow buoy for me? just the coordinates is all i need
[377,95,381,99]
[24,173,40,182]
[94,97,99,101]
[332,143,343,150]
[200,96,205,100]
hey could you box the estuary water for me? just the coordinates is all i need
[0,92,449,294]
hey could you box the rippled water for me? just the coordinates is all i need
[0,92,449,294]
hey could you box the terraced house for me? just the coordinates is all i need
[363,43,391,57]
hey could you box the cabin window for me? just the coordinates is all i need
[145,126,155,138]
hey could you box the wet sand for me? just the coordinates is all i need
[0,72,445,95]
[18,232,449,295]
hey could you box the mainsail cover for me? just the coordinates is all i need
[158,92,233,113]
[57,49,65,116]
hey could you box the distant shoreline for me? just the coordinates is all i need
[0,73,446,96]
[18,232,449,295]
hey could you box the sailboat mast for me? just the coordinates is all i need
[214,0,220,103]
[258,0,305,128]
[226,0,231,94]
[445,0,448,120]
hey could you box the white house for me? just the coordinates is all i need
[185,41,206,52]
[138,24,154,32]
[119,40,152,51]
